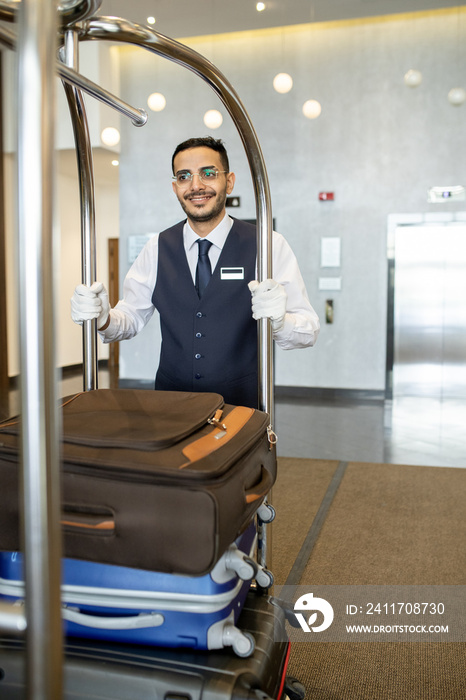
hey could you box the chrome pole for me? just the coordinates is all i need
[0,25,147,127]
[80,17,274,420]
[16,0,63,697]
[58,0,101,25]
[59,60,147,126]
[62,28,99,391]
[0,0,102,24]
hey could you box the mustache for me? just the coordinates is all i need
[185,192,214,200]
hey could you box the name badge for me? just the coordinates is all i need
[220,267,244,280]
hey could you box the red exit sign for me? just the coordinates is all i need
[319,192,334,201]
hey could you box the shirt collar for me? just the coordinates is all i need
[184,214,234,252]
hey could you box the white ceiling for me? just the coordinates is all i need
[99,0,465,39]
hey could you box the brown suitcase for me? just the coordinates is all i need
[0,389,276,576]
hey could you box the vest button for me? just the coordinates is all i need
[196,312,203,318]
[195,332,202,338]
[195,353,202,360]
[195,373,202,379]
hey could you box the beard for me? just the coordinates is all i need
[177,188,227,223]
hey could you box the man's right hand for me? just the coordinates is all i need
[71,282,110,330]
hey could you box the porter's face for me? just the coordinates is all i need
[172,147,235,231]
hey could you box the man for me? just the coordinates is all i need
[71,136,320,408]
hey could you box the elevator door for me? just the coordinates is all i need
[393,224,466,398]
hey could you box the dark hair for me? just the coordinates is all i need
[172,136,230,174]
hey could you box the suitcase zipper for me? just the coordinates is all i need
[1,406,273,484]
[207,409,227,432]
[267,425,278,447]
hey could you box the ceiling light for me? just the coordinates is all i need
[101,127,120,146]
[111,160,119,167]
[273,73,293,94]
[302,99,322,119]
[147,92,167,112]
[203,109,223,129]
[404,69,422,88]
[147,16,156,25]
[448,87,466,106]
[256,2,266,11]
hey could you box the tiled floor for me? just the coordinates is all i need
[275,394,466,468]
[5,370,466,469]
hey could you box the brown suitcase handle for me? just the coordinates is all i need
[244,466,274,504]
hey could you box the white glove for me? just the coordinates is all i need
[248,279,287,332]
[71,282,110,329]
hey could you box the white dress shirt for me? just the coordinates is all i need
[101,214,320,349]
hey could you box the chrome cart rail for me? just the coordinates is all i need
[1,2,274,697]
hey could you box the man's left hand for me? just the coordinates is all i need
[248,279,287,332]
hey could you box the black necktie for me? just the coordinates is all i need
[196,239,213,298]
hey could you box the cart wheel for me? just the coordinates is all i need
[255,567,274,589]
[283,675,306,700]
[232,631,255,658]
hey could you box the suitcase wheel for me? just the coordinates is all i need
[225,550,257,581]
[222,624,255,657]
[255,567,274,590]
[212,538,257,584]
[232,630,255,658]
[283,676,306,700]
[257,502,276,523]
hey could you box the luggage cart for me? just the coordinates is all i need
[0,2,304,698]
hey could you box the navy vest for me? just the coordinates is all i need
[152,218,258,408]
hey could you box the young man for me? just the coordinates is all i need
[71,136,320,408]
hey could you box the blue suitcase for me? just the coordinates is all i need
[0,592,295,700]
[0,522,267,657]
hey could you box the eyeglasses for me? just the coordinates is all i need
[172,167,228,188]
